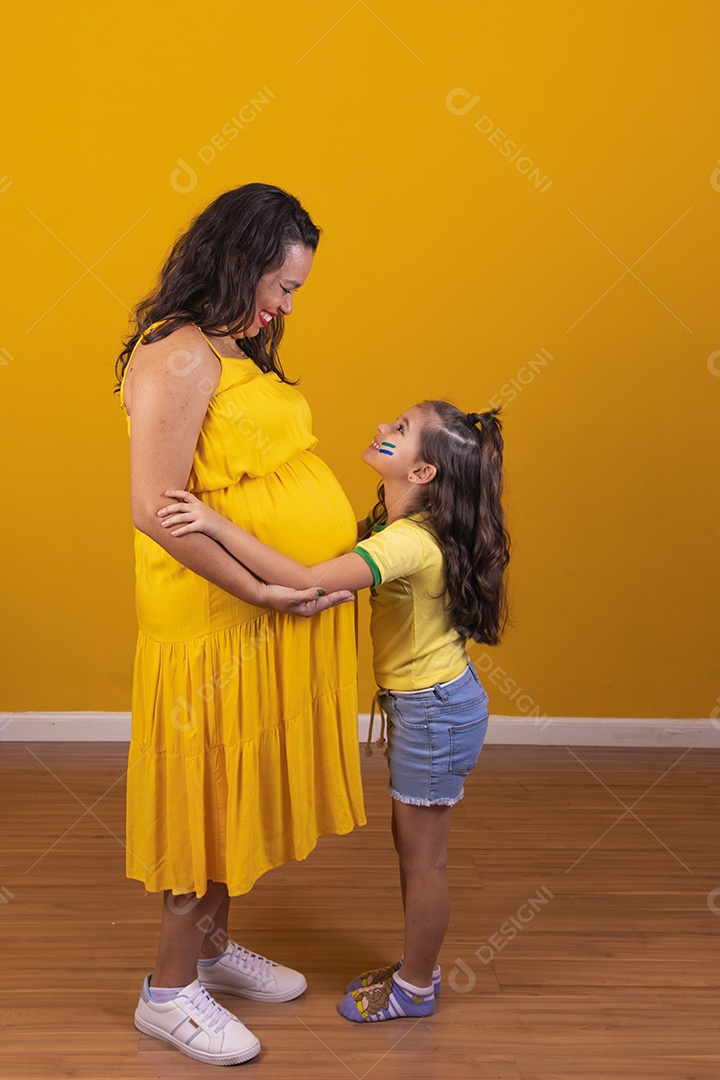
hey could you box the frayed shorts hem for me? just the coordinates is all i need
[388,784,465,808]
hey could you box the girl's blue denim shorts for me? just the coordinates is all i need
[378,660,489,807]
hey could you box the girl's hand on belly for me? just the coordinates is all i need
[262,582,355,617]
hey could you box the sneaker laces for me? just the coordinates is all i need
[225,942,274,981]
[185,984,234,1033]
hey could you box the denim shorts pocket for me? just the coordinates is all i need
[436,696,487,716]
[448,715,488,776]
[384,694,428,731]
[427,683,489,718]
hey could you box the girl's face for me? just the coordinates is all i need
[229,243,314,338]
[361,404,435,486]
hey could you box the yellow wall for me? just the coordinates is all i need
[2,1,718,718]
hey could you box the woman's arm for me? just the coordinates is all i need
[158,489,375,593]
[125,329,352,615]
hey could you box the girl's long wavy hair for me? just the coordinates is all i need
[113,182,321,393]
[369,401,511,645]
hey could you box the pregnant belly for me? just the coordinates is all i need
[210,450,357,565]
[134,451,358,641]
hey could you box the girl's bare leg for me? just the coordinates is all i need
[152,880,230,987]
[391,800,407,911]
[391,800,453,988]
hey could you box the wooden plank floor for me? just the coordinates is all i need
[1,742,719,1079]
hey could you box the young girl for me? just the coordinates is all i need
[156,399,510,1023]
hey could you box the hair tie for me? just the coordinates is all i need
[467,412,483,427]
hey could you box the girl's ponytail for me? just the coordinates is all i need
[465,408,509,643]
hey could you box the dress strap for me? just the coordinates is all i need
[193,323,248,363]
[192,324,224,362]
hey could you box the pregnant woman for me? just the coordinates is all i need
[114,183,366,1066]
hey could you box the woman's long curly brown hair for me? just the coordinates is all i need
[113,182,321,393]
[369,401,510,645]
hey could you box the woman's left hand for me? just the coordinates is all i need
[263,583,355,617]
[157,489,225,539]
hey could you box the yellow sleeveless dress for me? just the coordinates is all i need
[119,320,366,896]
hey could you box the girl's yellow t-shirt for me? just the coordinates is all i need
[353,516,469,691]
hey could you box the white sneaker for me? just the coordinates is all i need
[134,975,260,1066]
[198,940,308,1003]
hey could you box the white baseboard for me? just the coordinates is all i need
[1,712,718,747]
[481,716,720,748]
[0,712,133,742]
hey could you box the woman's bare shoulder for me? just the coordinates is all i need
[123,322,221,415]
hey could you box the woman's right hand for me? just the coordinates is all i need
[261,583,355,618]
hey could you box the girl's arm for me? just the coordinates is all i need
[159,490,375,593]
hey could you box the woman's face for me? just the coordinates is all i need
[234,243,314,338]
